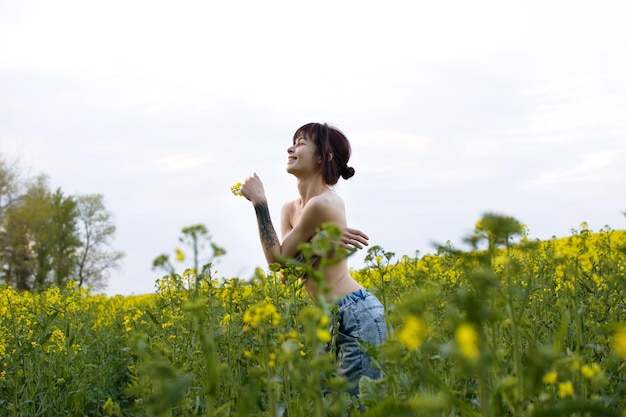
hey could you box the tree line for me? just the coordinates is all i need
[0,154,124,291]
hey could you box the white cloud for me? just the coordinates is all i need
[151,154,214,173]
[527,149,625,187]
[2,0,626,295]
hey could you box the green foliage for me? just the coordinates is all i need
[0,155,123,291]
[48,188,81,286]
[153,224,226,285]
[75,194,125,290]
[1,181,81,290]
[2,214,626,417]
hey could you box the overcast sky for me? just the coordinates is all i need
[1,0,625,295]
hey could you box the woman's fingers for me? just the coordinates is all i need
[341,227,369,250]
[241,173,266,203]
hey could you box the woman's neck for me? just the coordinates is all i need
[296,176,328,205]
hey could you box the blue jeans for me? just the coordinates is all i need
[332,289,387,398]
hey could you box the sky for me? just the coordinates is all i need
[1,0,625,295]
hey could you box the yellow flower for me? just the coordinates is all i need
[558,381,574,398]
[542,370,558,384]
[44,329,67,354]
[581,363,601,379]
[569,359,580,372]
[611,327,626,359]
[317,328,331,343]
[243,302,281,329]
[220,313,231,326]
[123,308,144,332]
[230,182,243,197]
[397,315,429,351]
[455,323,479,360]
[175,248,185,262]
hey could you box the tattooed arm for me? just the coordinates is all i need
[241,173,337,265]
[252,200,281,262]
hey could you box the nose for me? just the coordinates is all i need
[287,144,295,154]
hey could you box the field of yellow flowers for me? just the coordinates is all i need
[1,216,626,417]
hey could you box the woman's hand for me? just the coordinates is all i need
[341,227,369,251]
[240,173,267,205]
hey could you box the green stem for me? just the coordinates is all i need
[6,294,21,417]
[378,265,392,339]
[508,301,523,417]
[479,366,490,417]
[573,286,586,400]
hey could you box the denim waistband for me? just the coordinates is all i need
[336,288,370,310]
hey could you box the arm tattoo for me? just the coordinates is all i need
[254,202,279,250]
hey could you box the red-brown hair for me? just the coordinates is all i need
[293,122,355,185]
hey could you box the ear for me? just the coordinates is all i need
[318,153,332,164]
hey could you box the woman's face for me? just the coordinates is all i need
[286,133,320,176]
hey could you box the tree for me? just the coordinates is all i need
[48,188,81,287]
[0,155,23,216]
[1,182,82,290]
[27,178,56,289]
[1,155,28,288]
[1,175,51,290]
[75,194,125,291]
[1,154,124,291]
[1,208,34,290]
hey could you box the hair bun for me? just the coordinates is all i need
[341,166,355,180]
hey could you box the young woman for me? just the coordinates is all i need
[240,122,387,399]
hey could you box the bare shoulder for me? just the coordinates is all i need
[282,198,300,213]
[280,198,300,237]
[306,192,346,223]
[281,198,300,224]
